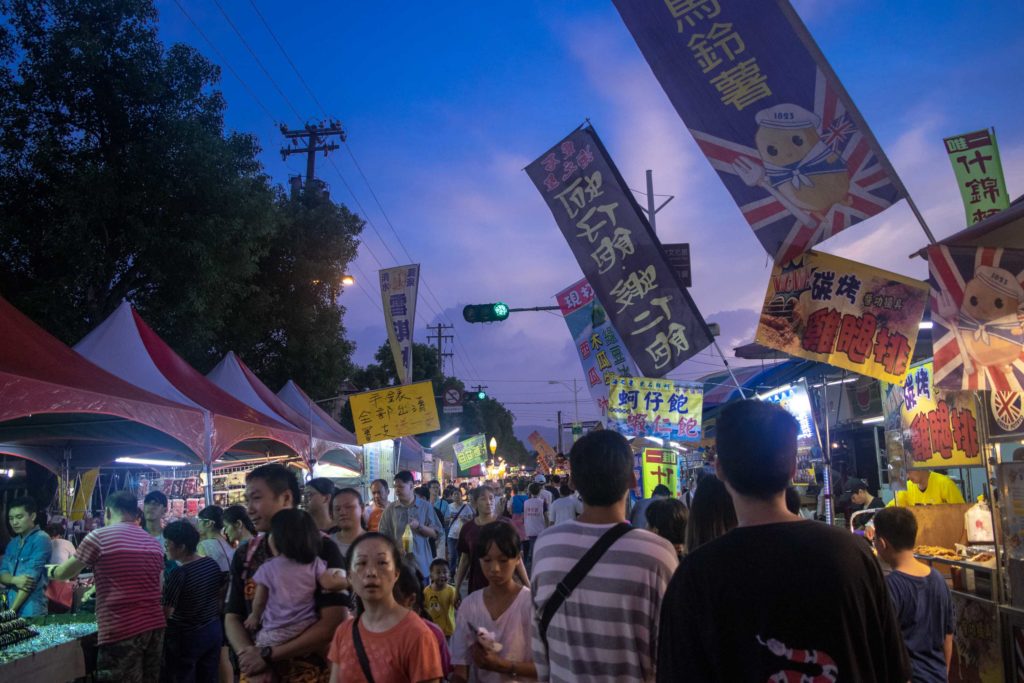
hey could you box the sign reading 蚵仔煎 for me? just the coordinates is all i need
[607,376,703,442]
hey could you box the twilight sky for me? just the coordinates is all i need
[157,0,1024,441]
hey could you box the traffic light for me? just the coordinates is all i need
[463,302,510,323]
[477,391,487,400]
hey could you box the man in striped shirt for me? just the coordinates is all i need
[530,430,678,683]
[48,490,165,681]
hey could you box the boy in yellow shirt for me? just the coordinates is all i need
[423,558,456,637]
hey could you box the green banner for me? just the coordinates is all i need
[943,128,1010,225]
[452,433,486,472]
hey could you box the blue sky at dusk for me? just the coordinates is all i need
[156,0,1024,439]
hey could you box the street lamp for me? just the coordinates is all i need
[548,379,581,425]
[341,274,355,286]
[489,437,497,456]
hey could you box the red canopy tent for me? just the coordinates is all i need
[0,295,206,473]
[74,302,308,469]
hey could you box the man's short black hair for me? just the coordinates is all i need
[528,482,542,496]
[144,491,168,507]
[306,477,336,497]
[394,470,415,485]
[164,520,199,553]
[646,498,687,546]
[652,484,672,497]
[107,490,139,516]
[873,507,918,551]
[717,400,797,500]
[371,478,390,491]
[569,430,634,507]
[9,496,38,516]
[247,463,300,508]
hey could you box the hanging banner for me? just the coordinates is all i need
[928,245,1024,391]
[349,380,440,445]
[943,128,1010,225]
[757,381,820,483]
[527,431,558,470]
[612,0,904,263]
[556,278,639,417]
[526,125,714,377]
[881,362,982,469]
[607,376,703,441]
[452,433,487,472]
[642,447,678,498]
[756,250,927,382]
[380,264,420,385]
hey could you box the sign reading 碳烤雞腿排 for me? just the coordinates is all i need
[943,128,1009,225]
[607,376,703,442]
[380,264,419,385]
[526,126,714,377]
[612,0,905,263]
[756,250,928,383]
[452,434,487,472]
[349,380,440,445]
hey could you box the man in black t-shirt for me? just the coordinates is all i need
[224,464,350,683]
[658,400,911,682]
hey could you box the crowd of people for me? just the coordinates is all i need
[0,399,960,681]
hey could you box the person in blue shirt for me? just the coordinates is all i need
[0,496,50,616]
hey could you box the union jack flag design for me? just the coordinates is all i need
[692,69,902,263]
[928,245,1024,392]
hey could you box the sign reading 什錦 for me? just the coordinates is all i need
[607,376,703,442]
[756,250,928,383]
[349,380,440,445]
[943,128,1010,225]
[642,447,678,498]
[526,125,714,377]
[612,0,904,263]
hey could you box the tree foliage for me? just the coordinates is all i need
[0,0,360,397]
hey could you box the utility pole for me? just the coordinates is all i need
[280,120,346,188]
[638,169,674,234]
[425,323,454,376]
[556,410,563,454]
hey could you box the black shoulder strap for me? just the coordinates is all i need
[352,615,376,683]
[539,523,632,651]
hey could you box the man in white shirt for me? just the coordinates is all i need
[548,483,582,526]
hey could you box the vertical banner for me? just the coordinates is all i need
[380,264,420,385]
[556,278,640,417]
[928,245,1024,391]
[642,447,678,498]
[612,0,904,263]
[880,362,983,469]
[756,250,928,382]
[607,376,703,442]
[526,126,714,376]
[943,128,1010,225]
[528,431,558,472]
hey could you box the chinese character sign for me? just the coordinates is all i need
[526,126,714,377]
[528,431,558,471]
[607,376,703,441]
[349,380,440,445]
[556,278,640,417]
[642,448,679,498]
[928,245,1024,391]
[612,0,904,263]
[452,434,487,472]
[756,250,927,382]
[881,362,982,468]
[758,381,820,472]
[943,128,1010,226]
[380,264,420,385]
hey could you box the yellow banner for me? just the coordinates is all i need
[70,468,99,521]
[607,376,703,441]
[756,250,928,383]
[349,380,440,445]
[642,448,677,497]
[528,431,558,469]
[882,362,983,468]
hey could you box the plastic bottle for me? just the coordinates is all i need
[402,523,414,553]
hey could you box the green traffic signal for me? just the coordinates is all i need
[463,302,511,324]
[477,391,487,400]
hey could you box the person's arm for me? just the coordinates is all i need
[471,644,538,679]
[47,556,87,581]
[515,558,530,588]
[379,506,394,539]
[416,506,441,540]
[244,583,269,631]
[329,663,340,683]
[224,543,264,675]
[453,553,469,603]
[944,633,953,672]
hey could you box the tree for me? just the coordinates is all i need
[0,0,361,396]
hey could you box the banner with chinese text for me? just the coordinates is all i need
[756,250,927,382]
[556,278,639,417]
[943,128,1010,225]
[380,264,419,385]
[928,245,1024,391]
[527,431,558,471]
[607,376,703,441]
[452,434,487,472]
[881,362,982,469]
[758,381,820,483]
[526,126,714,376]
[642,448,679,498]
[349,380,440,445]
[613,0,904,263]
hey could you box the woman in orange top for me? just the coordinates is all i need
[328,533,442,683]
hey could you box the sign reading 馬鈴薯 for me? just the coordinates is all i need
[613,0,904,263]
[349,380,439,445]
[526,126,713,377]
[756,250,927,383]
[943,128,1009,225]
[607,376,703,442]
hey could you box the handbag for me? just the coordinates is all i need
[351,615,376,683]
[45,579,74,611]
